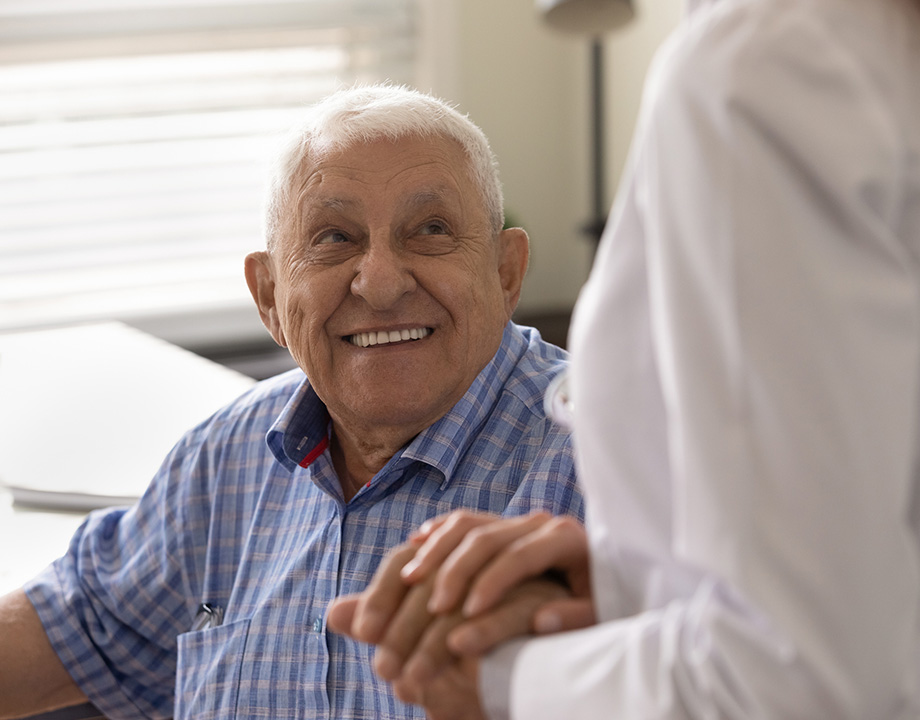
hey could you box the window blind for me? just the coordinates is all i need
[0,0,417,338]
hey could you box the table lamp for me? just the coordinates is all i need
[537,0,634,34]
[536,0,635,245]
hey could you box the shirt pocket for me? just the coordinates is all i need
[174,617,252,720]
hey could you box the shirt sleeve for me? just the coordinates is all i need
[486,3,919,718]
[500,420,583,523]
[24,419,220,720]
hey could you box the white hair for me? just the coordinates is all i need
[263,84,505,250]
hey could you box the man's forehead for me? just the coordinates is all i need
[286,134,484,221]
[299,134,467,180]
[295,155,470,216]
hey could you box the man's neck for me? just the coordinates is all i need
[329,424,417,501]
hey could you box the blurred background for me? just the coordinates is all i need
[0,0,681,376]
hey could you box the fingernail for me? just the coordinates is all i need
[410,519,434,542]
[400,559,419,580]
[448,625,482,655]
[534,610,562,634]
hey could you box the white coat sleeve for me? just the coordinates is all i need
[482,3,920,718]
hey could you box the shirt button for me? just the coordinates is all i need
[312,617,323,633]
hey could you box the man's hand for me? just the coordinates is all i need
[328,543,420,647]
[328,540,486,720]
[328,561,572,720]
[326,510,596,719]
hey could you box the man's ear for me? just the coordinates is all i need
[497,227,530,318]
[244,251,288,348]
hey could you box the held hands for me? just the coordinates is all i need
[327,510,595,719]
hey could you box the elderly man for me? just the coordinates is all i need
[0,85,583,720]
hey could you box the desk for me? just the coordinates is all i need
[0,487,89,596]
[0,322,258,720]
[0,320,256,585]
[0,321,256,509]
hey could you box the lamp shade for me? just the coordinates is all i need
[536,0,634,34]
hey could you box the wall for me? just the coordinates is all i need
[418,0,681,316]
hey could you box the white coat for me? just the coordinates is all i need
[483,0,920,716]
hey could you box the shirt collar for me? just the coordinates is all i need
[266,321,527,481]
[266,379,330,472]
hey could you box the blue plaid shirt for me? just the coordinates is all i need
[25,322,583,720]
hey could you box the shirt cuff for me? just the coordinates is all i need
[479,637,529,720]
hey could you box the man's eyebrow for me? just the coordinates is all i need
[401,189,456,212]
[323,196,360,209]
[296,194,358,223]
[301,195,357,211]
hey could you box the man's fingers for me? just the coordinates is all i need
[326,595,359,636]
[392,612,465,702]
[445,578,569,656]
[426,512,554,614]
[461,515,589,616]
[373,576,437,681]
[349,543,418,643]
[392,652,484,720]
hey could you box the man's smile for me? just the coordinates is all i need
[347,327,433,348]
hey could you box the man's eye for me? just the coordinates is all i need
[418,221,448,235]
[316,230,350,245]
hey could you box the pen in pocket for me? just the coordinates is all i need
[191,603,224,631]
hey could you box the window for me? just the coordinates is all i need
[0,0,418,345]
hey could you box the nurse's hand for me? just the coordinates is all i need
[402,510,595,643]
[329,510,594,661]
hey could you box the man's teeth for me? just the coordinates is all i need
[350,327,431,348]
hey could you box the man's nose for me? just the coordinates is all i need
[350,237,417,310]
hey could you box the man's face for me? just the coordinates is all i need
[247,135,526,441]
